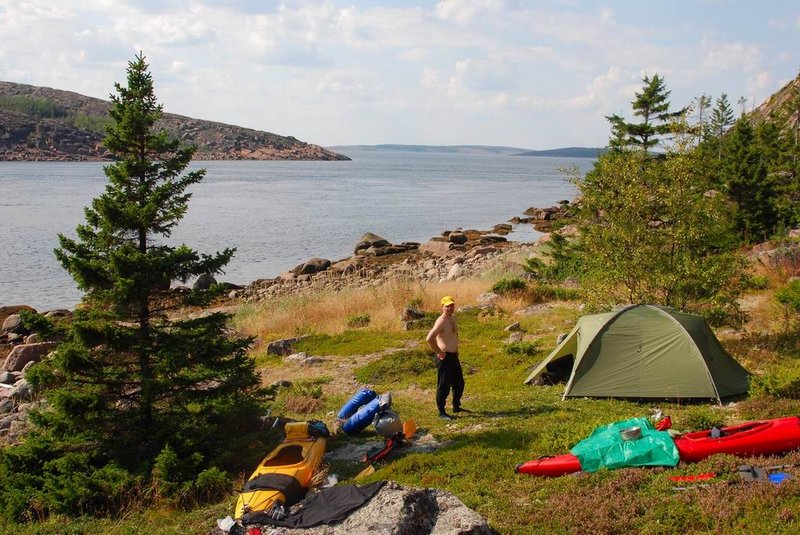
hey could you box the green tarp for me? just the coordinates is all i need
[570,417,680,472]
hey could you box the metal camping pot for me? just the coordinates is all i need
[620,426,642,441]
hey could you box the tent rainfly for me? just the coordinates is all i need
[524,304,750,402]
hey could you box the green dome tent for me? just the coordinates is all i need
[524,304,750,402]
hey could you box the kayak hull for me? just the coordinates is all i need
[517,416,800,477]
[234,424,327,519]
[675,416,800,463]
[515,454,582,477]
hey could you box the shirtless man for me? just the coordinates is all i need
[426,296,465,420]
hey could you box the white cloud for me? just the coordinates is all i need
[702,42,763,72]
[450,58,516,92]
[747,71,774,101]
[435,0,518,25]
[316,70,376,98]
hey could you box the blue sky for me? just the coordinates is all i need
[1,1,798,149]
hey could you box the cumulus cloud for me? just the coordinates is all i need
[702,41,763,72]
[450,58,516,92]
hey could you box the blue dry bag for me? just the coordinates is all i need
[341,397,381,435]
[337,388,377,420]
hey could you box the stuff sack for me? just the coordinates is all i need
[337,388,377,420]
[341,397,381,435]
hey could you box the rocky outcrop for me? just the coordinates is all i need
[0,81,349,161]
[519,200,576,232]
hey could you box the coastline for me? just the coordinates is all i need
[0,200,570,317]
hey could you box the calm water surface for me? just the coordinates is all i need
[0,149,593,310]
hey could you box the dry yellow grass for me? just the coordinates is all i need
[232,277,497,341]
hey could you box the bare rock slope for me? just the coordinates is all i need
[0,81,349,161]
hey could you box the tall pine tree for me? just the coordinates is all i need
[4,53,264,519]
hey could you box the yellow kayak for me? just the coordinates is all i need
[235,420,329,520]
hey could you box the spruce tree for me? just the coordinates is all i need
[3,53,264,518]
[605,74,685,152]
[719,117,778,242]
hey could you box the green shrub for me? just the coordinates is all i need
[740,274,770,291]
[534,283,581,301]
[535,232,586,283]
[491,277,527,294]
[290,379,326,399]
[678,407,725,432]
[522,256,545,277]
[751,360,800,399]
[346,313,371,328]
[192,467,230,504]
[504,341,539,357]
[69,113,111,134]
[776,279,800,313]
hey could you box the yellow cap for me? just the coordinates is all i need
[441,295,455,306]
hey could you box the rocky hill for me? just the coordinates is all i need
[749,74,799,126]
[0,81,349,161]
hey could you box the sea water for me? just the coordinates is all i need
[0,149,594,310]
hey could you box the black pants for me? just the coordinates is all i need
[436,352,464,413]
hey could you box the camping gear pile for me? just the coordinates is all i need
[336,388,417,464]
[224,388,415,532]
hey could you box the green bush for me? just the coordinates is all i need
[290,378,327,399]
[346,313,371,328]
[192,467,230,505]
[776,279,800,313]
[491,277,527,294]
[534,232,586,283]
[678,407,725,432]
[534,283,581,301]
[521,256,545,277]
[504,341,539,357]
[751,360,800,400]
[69,113,111,134]
[740,274,770,291]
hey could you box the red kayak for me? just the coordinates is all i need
[515,453,582,477]
[516,416,800,477]
[675,416,800,462]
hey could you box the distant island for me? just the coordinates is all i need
[0,81,349,162]
[329,144,605,158]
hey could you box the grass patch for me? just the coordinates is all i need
[295,330,410,356]
[355,350,435,388]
